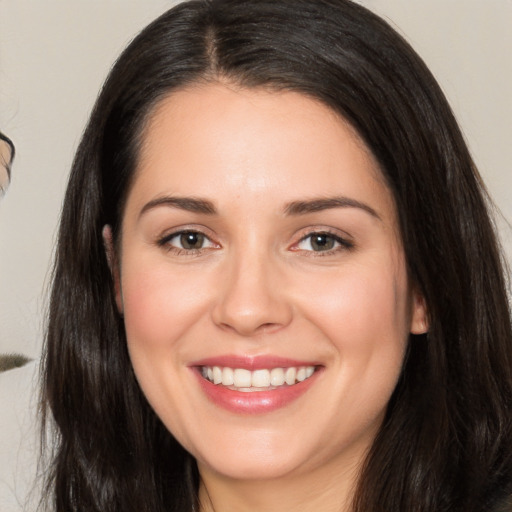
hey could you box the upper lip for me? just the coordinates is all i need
[190,355,321,370]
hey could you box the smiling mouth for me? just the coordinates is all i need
[200,365,317,392]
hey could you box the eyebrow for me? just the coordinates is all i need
[139,195,380,220]
[284,196,381,220]
[139,196,217,218]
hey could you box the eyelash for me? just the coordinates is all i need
[157,229,218,256]
[293,230,354,256]
[157,229,354,256]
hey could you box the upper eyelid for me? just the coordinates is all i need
[156,233,212,258]
[157,225,216,240]
[294,226,353,242]
[159,230,213,245]
[291,226,355,251]
[295,233,350,248]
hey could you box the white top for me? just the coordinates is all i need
[0,361,42,511]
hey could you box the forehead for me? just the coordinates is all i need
[128,83,396,222]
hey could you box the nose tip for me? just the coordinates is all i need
[211,260,292,337]
[216,308,286,337]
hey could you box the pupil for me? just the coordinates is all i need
[312,234,334,251]
[181,232,203,249]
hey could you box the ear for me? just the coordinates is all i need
[410,287,429,335]
[102,225,123,314]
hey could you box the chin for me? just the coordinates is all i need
[198,451,304,481]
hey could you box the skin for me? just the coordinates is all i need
[105,83,428,512]
[0,139,12,192]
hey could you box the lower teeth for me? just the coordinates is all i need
[230,386,282,392]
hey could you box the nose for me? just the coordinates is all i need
[211,249,293,337]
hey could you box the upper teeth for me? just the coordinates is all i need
[202,366,316,389]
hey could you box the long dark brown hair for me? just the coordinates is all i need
[42,1,512,511]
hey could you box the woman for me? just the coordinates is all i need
[42,1,512,511]
[1,133,33,371]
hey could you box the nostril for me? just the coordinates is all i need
[259,322,284,334]
[215,319,287,337]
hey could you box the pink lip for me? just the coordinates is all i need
[189,355,322,415]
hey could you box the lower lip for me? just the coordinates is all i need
[193,368,320,414]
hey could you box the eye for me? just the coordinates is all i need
[295,232,352,252]
[159,230,216,251]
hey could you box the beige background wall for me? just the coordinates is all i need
[0,0,510,358]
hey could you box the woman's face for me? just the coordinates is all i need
[0,137,13,192]
[110,83,427,485]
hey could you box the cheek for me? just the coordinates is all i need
[314,266,409,399]
[292,257,411,416]
[119,261,214,442]
[297,260,411,348]
[120,262,213,358]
